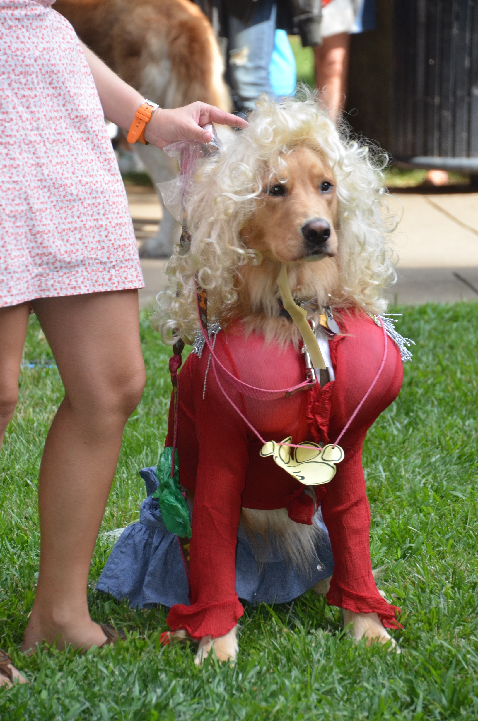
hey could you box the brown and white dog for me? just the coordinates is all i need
[55,0,231,256]
[155,95,403,663]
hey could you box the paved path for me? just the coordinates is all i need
[127,187,478,308]
[386,191,477,304]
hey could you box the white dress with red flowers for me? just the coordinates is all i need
[0,0,143,308]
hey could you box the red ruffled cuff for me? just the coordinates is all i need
[166,597,245,639]
[326,584,403,630]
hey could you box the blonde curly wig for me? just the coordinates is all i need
[156,90,398,345]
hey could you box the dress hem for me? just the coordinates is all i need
[0,280,145,308]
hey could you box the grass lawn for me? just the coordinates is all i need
[0,302,477,720]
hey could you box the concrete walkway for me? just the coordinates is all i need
[127,186,478,308]
[386,191,477,304]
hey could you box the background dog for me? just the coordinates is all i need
[56,0,231,257]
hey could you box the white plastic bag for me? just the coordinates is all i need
[157,124,222,223]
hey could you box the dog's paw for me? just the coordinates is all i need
[343,610,399,652]
[194,625,239,666]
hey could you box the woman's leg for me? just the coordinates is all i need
[22,290,145,651]
[0,303,30,685]
[314,32,351,119]
[0,303,29,447]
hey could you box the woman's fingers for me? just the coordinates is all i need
[195,103,248,130]
[144,102,248,148]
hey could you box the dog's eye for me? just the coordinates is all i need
[268,184,286,197]
[320,181,334,193]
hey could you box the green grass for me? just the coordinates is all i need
[0,302,477,720]
[384,168,470,189]
[289,35,315,88]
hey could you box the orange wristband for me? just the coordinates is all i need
[127,99,160,145]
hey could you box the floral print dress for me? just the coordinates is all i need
[0,0,143,308]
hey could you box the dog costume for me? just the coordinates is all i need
[98,105,412,644]
[98,309,404,638]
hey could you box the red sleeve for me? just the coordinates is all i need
[321,434,402,629]
[320,322,404,629]
[166,346,249,639]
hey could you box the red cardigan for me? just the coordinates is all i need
[165,310,404,639]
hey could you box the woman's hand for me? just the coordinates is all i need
[143,102,248,148]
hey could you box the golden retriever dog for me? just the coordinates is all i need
[148,93,405,664]
[55,0,231,256]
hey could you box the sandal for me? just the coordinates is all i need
[0,650,19,688]
[99,624,126,648]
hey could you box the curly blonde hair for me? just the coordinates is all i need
[156,90,398,345]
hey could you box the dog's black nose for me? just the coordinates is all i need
[301,218,331,245]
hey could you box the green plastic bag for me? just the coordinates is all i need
[151,447,191,538]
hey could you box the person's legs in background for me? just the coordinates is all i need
[315,0,374,119]
[314,32,350,118]
[226,0,277,114]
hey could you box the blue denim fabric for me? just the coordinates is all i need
[96,467,334,609]
[353,0,376,33]
[227,0,277,112]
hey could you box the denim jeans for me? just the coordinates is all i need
[226,0,277,112]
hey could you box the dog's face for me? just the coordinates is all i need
[240,146,338,264]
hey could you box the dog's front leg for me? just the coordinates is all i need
[194,625,239,666]
[134,144,181,257]
[313,579,397,648]
[164,348,249,665]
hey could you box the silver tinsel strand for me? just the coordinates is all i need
[192,322,222,358]
[192,316,414,369]
[373,314,415,362]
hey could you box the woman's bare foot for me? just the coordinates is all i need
[0,650,28,688]
[21,608,109,653]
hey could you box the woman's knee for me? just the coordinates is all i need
[115,361,146,418]
[66,358,146,425]
[100,360,146,419]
